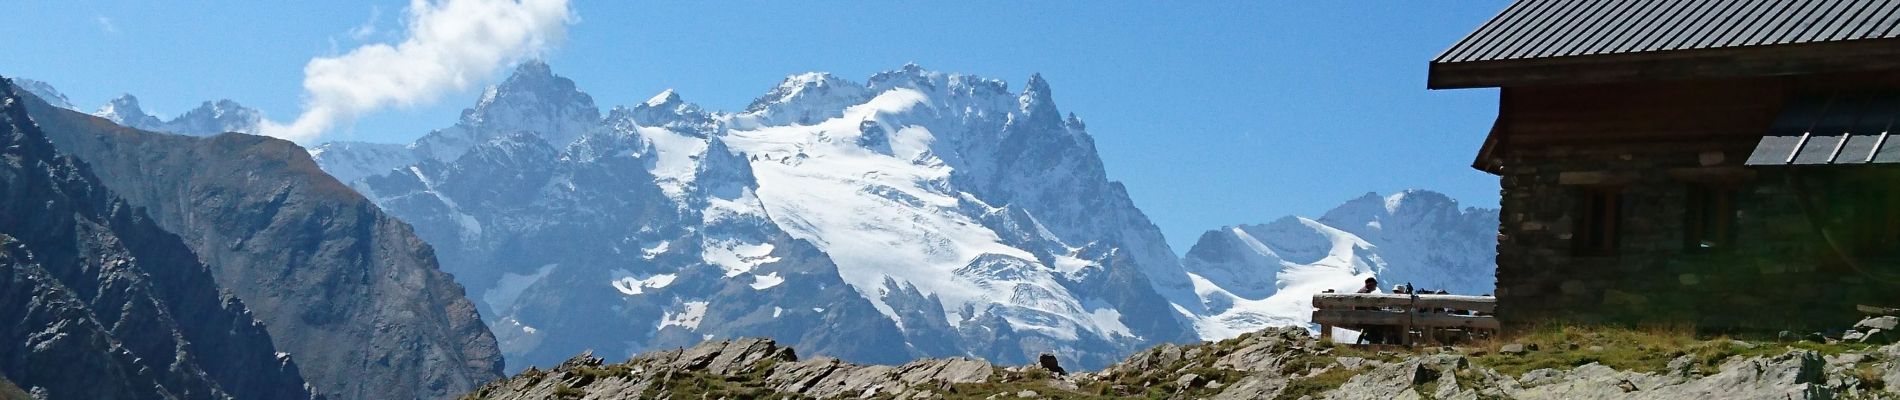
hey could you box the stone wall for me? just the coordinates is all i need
[1496,140,1900,333]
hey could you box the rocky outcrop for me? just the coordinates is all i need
[463,338,998,400]
[469,324,1900,399]
[16,84,504,399]
[0,78,315,399]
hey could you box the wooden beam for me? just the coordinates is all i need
[1312,310,1502,330]
[1667,166,1758,183]
[1311,293,1497,313]
[1558,171,1639,186]
[1859,304,1900,316]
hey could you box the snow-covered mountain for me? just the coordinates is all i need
[12,78,75,110]
[16,81,264,137]
[305,61,1499,371]
[311,61,1197,370]
[306,141,414,185]
[95,94,263,136]
[1182,190,1498,339]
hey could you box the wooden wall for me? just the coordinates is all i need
[1496,71,1900,151]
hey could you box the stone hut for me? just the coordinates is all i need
[1432,0,1900,332]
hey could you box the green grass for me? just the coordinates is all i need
[631,359,804,400]
[551,384,583,398]
[1465,323,1876,378]
[1275,366,1358,400]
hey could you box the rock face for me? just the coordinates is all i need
[469,326,1900,400]
[0,78,315,399]
[16,84,504,398]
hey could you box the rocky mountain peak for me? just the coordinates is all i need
[1319,189,1479,240]
[96,93,161,128]
[619,89,712,133]
[742,72,869,118]
[729,72,871,128]
[16,79,262,136]
[472,60,596,122]
[1016,73,1063,129]
[644,88,682,108]
[867,63,941,93]
[11,78,75,110]
[167,98,263,135]
[413,60,601,162]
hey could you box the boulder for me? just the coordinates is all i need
[1861,329,1890,344]
[1037,353,1066,375]
[1858,316,1900,331]
[1845,331,1867,342]
[1177,373,1208,389]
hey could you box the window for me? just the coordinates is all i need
[1683,185,1737,252]
[1575,187,1624,256]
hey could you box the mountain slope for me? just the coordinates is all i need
[315,61,1197,371]
[19,86,503,399]
[1182,190,1498,338]
[0,78,315,399]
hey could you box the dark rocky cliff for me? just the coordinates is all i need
[16,84,504,399]
[0,78,315,399]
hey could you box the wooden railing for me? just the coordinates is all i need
[1312,293,1498,345]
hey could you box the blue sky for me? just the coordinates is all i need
[4,1,1508,253]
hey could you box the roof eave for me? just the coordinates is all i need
[1428,38,1900,90]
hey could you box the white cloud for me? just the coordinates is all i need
[261,0,573,143]
[348,6,383,40]
[95,16,117,34]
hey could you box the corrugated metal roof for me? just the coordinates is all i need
[1745,93,1900,165]
[1436,0,1900,64]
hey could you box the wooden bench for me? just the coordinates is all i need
[1312,293,1499,346]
